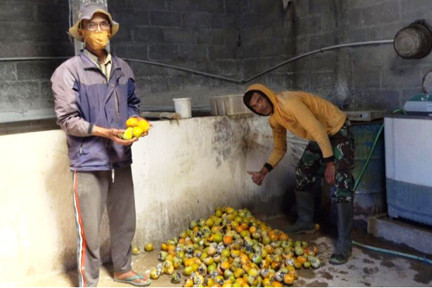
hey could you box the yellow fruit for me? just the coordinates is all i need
[133,127,144,138]
[126,117,138,127]
[138,119,151,132]
[184,278,194,287]
[144,243,154,252]
[150,268,160,279]
[132,246,140,255]
[283,273,295,285]
[122,127,134,140]
[161,242,168,251]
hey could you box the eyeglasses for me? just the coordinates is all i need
[84,21,111,31]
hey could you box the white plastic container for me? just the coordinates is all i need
[209,94,251,116]
[173,98,192,118]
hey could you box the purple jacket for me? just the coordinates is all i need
[51,51,140,171]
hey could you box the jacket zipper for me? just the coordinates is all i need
[79,142,84,155]
[114,90,120,117]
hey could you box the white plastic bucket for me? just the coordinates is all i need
[173,98,192,118]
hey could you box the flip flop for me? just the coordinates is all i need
[113,272,152,287]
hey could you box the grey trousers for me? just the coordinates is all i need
[72,166,136,287]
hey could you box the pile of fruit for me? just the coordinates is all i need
[143,207,321,287]
[122,117,151,140]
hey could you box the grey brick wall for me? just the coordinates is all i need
[110,0,244,108]
[288,0,432,110]
[2,0,432,129]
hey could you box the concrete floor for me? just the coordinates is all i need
[14,215,432,287]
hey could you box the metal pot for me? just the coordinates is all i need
[394,20,432,59]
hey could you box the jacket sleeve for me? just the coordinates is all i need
[121,61,141,118]
[51,62,92,137]
[266,118,287,168]
[289,100,333,159]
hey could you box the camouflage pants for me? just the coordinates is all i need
[295,120,355,203]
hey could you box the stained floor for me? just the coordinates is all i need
[15,215,432,287]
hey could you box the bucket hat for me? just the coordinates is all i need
[68,3,119,41]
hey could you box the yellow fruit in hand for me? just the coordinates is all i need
[138,119,150,133]
[133,126,144,138]
[122,127,134,140]
[126,117,138,127]
[144,243,154,252]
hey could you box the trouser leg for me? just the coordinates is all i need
[107,166,136,273]
[287,141,323,234]
[284,190,316,234]
[330,202,354,264]
[72,171,110,287]
[329,120,355,265]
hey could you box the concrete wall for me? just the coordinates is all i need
[0,115,297,284]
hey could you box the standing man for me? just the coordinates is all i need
[51,4,151,287]
[244,83,355,265]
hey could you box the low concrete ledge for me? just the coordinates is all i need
[368,213,432,255]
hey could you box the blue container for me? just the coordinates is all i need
[322,121,386,225]
[351,122,386,222]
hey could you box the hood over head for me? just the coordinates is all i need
[243,83,276,116]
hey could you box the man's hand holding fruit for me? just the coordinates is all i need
[92,117,151,146]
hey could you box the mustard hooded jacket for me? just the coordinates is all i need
[244,84,346,168]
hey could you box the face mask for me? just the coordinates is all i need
[82,30,111,50]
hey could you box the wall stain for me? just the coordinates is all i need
[212,117,235,165]
[359,280,372,286]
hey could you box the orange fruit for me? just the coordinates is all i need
[184,258,195,267]
[235,225,244,233]
[126,117,138,127]
[268,230,279,242]
[161,242,168,251]
[223,235,233,246]
[297,255,307,264]
[138,119,150,132]
[220,260,230,271]
[279,232,289,241]
[283,273,295,285]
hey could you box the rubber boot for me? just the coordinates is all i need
[329,202,354,265]
[285,190,315,234]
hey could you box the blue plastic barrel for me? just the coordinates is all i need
[351,121,386,222]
